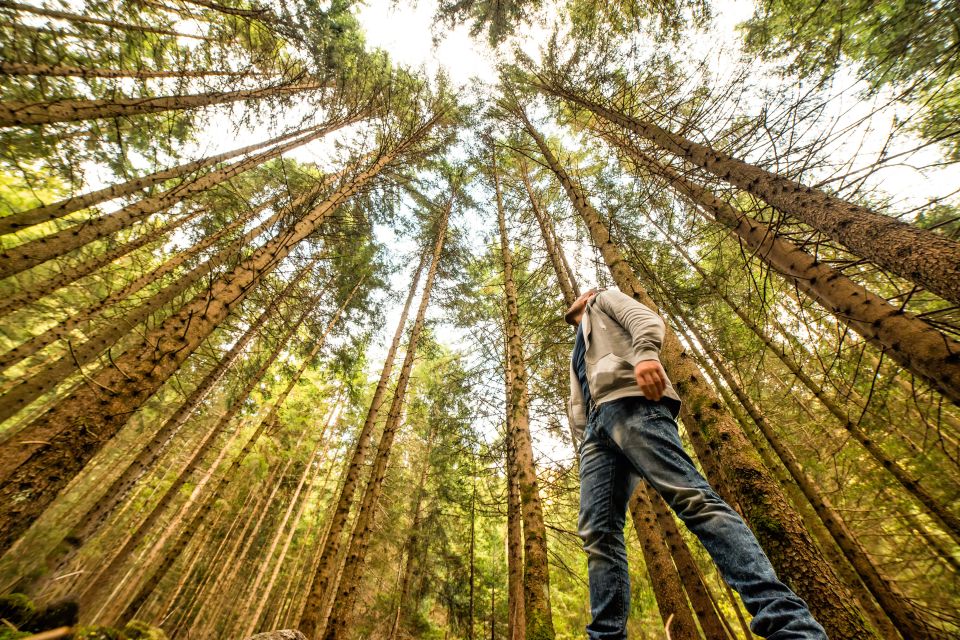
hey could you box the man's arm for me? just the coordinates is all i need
[594,289,668,401]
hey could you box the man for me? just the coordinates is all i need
[567,287,827,640]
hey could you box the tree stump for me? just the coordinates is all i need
[245,631,308,640]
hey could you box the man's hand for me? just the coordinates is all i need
[634,360,666,401]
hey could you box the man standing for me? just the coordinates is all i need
[567,288,827,639]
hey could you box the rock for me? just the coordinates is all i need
[23,600,78,633]
[245,631,308,640]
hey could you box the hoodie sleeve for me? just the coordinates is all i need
[594,289,665,363]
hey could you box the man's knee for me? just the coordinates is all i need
[578,527,626,560]
[665,485,734,525]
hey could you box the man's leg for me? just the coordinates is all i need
[596,397,828,640]
[578,419,637,640]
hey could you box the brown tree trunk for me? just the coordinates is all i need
[22,261,313,598]
[541,82,960,306]
[0,123,314,234]
[517,157,579,303]
[0,133,419,555]
[661,290,945,639]
[616,202,960,542]
[0,82,323,127]
[0,0,214,39]
[493,154,555,640]
[296,252,430,639]
[506,464,525,640]
[0,61,260,80]
[608,139,960,407]
[0,196,277,373]
[0,120,347,277]
[319,196,451,640]
[518,110,875,639]
[628,486,701,639]
[0,199,289,431]
[78,295,319,617]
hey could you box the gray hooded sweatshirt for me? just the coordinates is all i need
[567,288,681,445]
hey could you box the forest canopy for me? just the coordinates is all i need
[0,0,957,639]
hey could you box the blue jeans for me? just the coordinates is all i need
[578,396,827,639]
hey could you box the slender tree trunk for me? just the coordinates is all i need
[320,196,451,640]
[493,154,555,640]
[518,110,875,639]
[0,0,213,39]
[0,120,346,277]
[506,468,525,640]
[628,486,700,639]
[618,205,960,543]
[18,262,313,598]
[0,198,288,433]
[78,296,318,616]
[661,291,945,639]
[0,133,419,556]
[607,138,960,407]
[0,196,276,373]
[541,82,960,306]
[0,123,314,234]
[0,62,260,80]
[297,252,430,639]
[468,466,477,640]
[517,157,579,303]
[0,81,324,127]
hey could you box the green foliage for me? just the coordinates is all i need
[742,0,960,158]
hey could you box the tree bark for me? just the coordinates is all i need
[21,261,313,599]
[296,252,430,639]
[661,290,945,639]
[0,82,323,127]
[540,81,960,306]
[319,196,451,640]
[0,124,315,234]
[628,486,701,639]
[608,139,960,407]
[0,120,345,278]
[518,110,875,639]
[493,154,555,640]
[0,133,419,556]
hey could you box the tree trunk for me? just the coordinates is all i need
[20,261,313,598]
[0,0,213,39]
[0,120,347,278]
[517,157,579,303]
[0,123,315,234]
[493,154,555,640]
[0,196,276,374]
[296,252,430,640]
[319,196,451,640]
[541,82,960,306]
[609,139,960,407]
[0,61,260,80]
[0,198,288,432]
[518,110,875,640]
[619,202,960,544]
[0,82,323,127]
[661,290,945,639]
[0,136,415,556]
[628,486,700,639]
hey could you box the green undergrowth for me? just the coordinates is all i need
[0,594,166,640]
